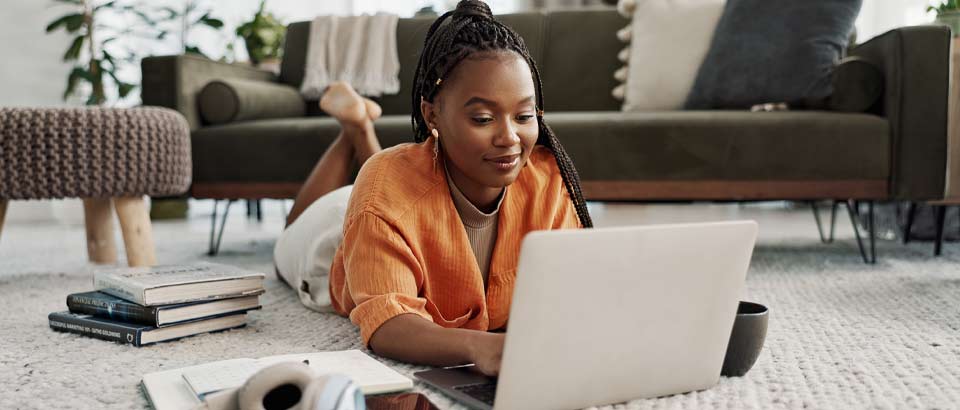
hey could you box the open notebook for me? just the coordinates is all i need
[141,350,413,410]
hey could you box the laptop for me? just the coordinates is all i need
[415,220,758,410]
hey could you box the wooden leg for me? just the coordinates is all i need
[0,199,7,242]
[0,200,7,243]
[83,198,118,264]
[114,196,156,267]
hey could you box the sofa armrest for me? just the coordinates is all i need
[141,54,277,131]
[849,25,951,200]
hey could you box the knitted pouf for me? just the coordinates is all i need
[0,106,192,266]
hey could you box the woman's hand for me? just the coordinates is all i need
[368,314,505,376]
[468,331,505,376]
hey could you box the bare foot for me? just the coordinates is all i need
[320,82,368,127]
[364,98,382,121]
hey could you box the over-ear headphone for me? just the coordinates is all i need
[196,362,365,410]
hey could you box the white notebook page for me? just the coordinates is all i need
[181,350,412,398]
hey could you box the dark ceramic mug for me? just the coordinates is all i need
[720,301,768,377]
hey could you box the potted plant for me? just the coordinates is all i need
[46,0,157,105]
[155,1,226,60]
[236,0,286,72]
[930,0,960,37]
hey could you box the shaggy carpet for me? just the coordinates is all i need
[1,203,959,409]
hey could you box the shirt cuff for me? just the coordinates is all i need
[349,293,433,347]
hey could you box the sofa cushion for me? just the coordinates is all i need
[544,111,889,181]
[685,0,862,109]
[191,116,416,183]
[192,111,888,186]
[540,9,628,112]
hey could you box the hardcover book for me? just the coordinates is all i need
[92,262,265,306]
[48,311,247,347]
[66,291,261,327]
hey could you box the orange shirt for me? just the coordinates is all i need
[329,137,582,345]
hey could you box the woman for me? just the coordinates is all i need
[274,0,592,376]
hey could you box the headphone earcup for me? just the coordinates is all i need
[238,362,316,410]
[300,374,365,410]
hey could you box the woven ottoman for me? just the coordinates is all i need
[0,107,191,266]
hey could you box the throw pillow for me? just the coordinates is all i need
[198,78,306,125]
[684,0,863,109]
[614,0,726,111]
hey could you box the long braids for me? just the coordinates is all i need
[410,0,594,228]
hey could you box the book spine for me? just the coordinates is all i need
[48,313,142,346]
[94,272,147,305]
[67,294,159,326]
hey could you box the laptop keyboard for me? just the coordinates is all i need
[454,383,497,405]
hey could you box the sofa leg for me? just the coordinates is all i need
[811,200,838,243]
[115,196,156,267]
[208,199,234,256]
[82,198,118,264]
[934,205,946,256]
[845,200,876,264]
[903,202,916,244]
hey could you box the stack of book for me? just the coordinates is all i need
[48,262,265,347]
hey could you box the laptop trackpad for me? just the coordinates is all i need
[415,365,495,388]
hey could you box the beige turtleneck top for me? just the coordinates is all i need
[445,164,503,286]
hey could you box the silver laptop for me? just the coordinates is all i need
[415,220,758,410]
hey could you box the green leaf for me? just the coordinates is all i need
[94,1,118,11]
[198,13,224,29]
[53,0,83,5]
[102,50,116,68]
[46,13,84,33]
[161,7,180,19]
[103,69,136,98]
[184,45,209,59]
[63,66,90,100]
[130,9,156,24]
[63,35,85,61]
[118,82,136,98]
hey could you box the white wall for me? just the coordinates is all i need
[0,1,77,108]
[856,0,934,41]
[0,0,85,224]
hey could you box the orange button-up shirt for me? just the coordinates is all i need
[329,138,582,345]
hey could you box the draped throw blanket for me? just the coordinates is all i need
[300,13,400,98]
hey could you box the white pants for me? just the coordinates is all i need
[273,185,353,312]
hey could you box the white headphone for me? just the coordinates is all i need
[196,362,365,410]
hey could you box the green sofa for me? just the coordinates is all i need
[141,8,951,204]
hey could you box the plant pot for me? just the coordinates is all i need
[149,198,188,220]
[936,11,960,37]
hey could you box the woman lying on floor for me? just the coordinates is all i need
[273,0,592,376]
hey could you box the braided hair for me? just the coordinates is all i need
[411,0,593,228]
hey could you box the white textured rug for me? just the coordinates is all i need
[1,202,959,409]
